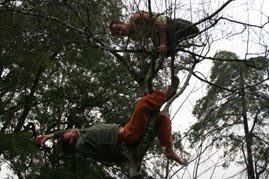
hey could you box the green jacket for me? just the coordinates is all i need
[54,124,127,163]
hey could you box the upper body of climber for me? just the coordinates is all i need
[35,76,186,164]
[109,11,199,57]
[35,123,126,163]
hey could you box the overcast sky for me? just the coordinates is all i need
[1,0,269,178]
[169,0,269,178]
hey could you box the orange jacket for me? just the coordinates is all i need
[121,90,172,147]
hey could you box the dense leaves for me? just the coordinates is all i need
[0,0,138,178]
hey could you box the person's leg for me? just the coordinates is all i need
[165,18,199,57]
[158,113,187,165]
[165,17,178,57]
[157,113,173,147]
[120,77,180,145]
[120,105,150,144]
[120,90,167,144]
[174,18,199,41]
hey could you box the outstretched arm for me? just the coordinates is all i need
[35,133,54,145]
[129,12,167,56]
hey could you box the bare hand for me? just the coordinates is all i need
[158,44,167,56]
[35,135,50,145]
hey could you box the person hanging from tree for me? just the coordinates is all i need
[109,11,199,58]
[35,76,187,164]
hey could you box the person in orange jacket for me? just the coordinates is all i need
[119,77,183,163]
[35,76,186,164]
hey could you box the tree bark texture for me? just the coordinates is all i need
[127,110,160,178]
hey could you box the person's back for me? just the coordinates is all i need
[128,12,167,42]
[76,124,127,163]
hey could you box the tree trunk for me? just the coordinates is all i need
[14,66,43,133]
[239,70,255,179]
[127,110,160,178]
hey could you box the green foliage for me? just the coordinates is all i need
[0,132,37,156]
[27,156,117,179]
[0,0,135,178]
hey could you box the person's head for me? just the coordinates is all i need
[109,21,130,36]
[59,128,80,156]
